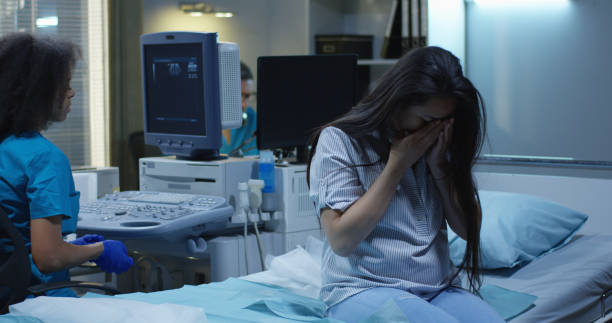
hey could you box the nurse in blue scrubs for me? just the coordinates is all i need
[221,61,258,157]
[0,33,133,300]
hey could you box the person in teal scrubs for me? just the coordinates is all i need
[0,33,133,302]
[221,61,258,157]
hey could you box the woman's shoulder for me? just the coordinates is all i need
[319,126,351,142]
[316,127,370,164]
[3,132,67,164]
[2,132,41,151]
[319,127,384,166]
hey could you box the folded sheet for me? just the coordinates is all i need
[83,278,340,323]
[244,296,327,321]
[9,296,207,323]
[479,284,537,320]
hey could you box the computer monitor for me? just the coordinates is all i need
[140,32,242,160]
[256,54,358,163]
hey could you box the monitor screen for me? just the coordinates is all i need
[257,55,358,150]
[143,43,206,136]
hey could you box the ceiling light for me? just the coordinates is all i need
[214,12,233,18]
[178,2,234,18]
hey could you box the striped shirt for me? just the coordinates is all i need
[309,126,456,307]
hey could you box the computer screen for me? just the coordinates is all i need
[140,32,240,160]
[256,55,358,156]
[144,43,206,136]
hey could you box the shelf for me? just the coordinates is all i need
[357,59,398,66]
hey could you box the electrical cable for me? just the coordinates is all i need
[147,262,170,291]
[133,256,155,292]
[253,208,266,270]
[133,255,170,292]
[243,212,249,275]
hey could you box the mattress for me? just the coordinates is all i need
[478,234,612,323]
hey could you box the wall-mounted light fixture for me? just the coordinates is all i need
[178,2,234,18]
[470,0,568,4]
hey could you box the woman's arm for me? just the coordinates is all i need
[322,121,446,256]
[321,161,405,257]
[30,215,103,273]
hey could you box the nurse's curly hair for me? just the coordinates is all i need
[0,32,80,139]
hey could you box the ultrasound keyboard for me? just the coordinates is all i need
[77,191,234,256]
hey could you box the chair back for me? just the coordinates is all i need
[0,206,31,314]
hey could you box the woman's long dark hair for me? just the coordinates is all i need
[306,46,486,293]
[0,32,80,139]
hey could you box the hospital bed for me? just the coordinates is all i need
[479,233,612,322]
[473,171,612,322]
[247,233,612,322]
[4,172,612,322]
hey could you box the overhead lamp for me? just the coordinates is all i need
[214,12,234,18]
[178,2,234,18]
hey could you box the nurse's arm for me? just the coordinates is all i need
[30,215,104,274]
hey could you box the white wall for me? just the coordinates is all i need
[428,0,465,69]
[466,1,612,164]
[266,0,309,56]
[142,0,309,84]
[475,172,612,235]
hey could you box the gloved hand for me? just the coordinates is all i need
[70,234,105,246]
[93,240,134,274]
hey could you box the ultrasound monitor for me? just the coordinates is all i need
[256,54,358,163]
[141,32,241,160]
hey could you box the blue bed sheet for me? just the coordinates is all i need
[2,278,539,323]
[83,278,341,323]
[83,277,536,322]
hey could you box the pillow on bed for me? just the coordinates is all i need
[447,190,588,269]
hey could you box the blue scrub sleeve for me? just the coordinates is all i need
[25,146,79,228]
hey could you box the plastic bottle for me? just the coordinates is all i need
[258,150,276,211]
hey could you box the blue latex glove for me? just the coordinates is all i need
[93,240,134,274]
[70,234,105,246]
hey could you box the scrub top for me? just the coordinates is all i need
[220,106,258,156]
[0,132,79,296]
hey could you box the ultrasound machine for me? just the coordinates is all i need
[77,32,244,257]
[77,32,359,277]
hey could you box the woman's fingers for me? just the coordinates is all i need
[441,119,453,150]
[393,119,452,166]
[422,121,447,147]
[431,131,444,155]
[411,120,445,144]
